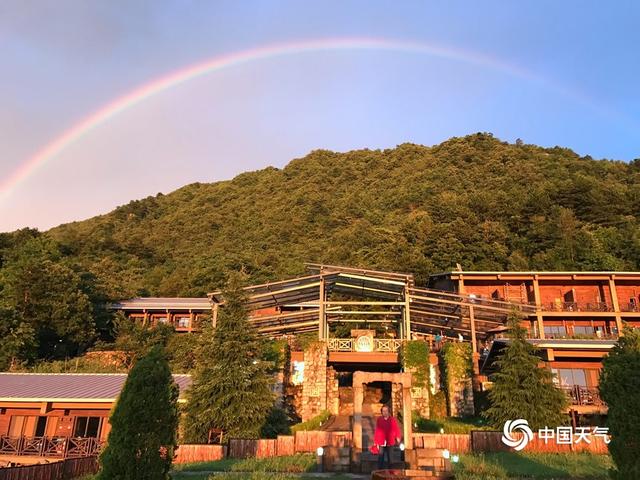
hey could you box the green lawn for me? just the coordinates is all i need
[172,454,317,473]
[80,452,613,479]
[414,416,493,434]
[453,452,613,479]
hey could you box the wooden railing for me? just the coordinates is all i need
[561,386,604,406]
[535,301,613,312]
[326,338,403,352]
[0,436,103,459]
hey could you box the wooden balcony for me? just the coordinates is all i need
[0,436,103,458]
[561,386,604,407]
[536,301,613,312]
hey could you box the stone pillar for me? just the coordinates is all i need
[326,367,340,415]
[301,342,328,421]
[391,382,402,417]
[402,385,413,450]
[353,382,364,450]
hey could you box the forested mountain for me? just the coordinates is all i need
[1,133,639,364]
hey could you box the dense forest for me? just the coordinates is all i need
[1,133,639,366]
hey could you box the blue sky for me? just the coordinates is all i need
[1,1,639,231]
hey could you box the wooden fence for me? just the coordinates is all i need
[173,444,226,464]
[226,431,351,459]
[0,456,98,480]
[470,431,609,454]
[412,434,471,453]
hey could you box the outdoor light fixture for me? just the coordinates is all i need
[439,428,445,434]
[316,447,324,473]
[399,442,405,451]
[442,449,450,459]
[452,455,460,463]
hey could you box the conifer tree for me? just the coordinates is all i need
[183,272,274,442]
[98,346,179,480]
[599,327,640,479]
[483,313,568,430]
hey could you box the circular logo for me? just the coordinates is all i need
[501,419,533,451]
[355,335,373,352]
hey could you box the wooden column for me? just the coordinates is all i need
[404,283,412,340]
[469,305,480,378]
[353,382,364,450]
[319,277,326,340]
[609,276,624,336]
[532,276,545,339]
[402,385,413,449]
[189,311,194,333]
[212,303,219,328]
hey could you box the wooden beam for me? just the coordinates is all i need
[533,276,545,339]
[609,276,624,335]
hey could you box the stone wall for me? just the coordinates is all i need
[326,366,339,416]
[301,342,328,421]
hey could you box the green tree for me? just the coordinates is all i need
[0,237,95,359]
[599,327,640,479]
[483,313,568,430]
[183,273,274,442]
[0,303,36,370]
[98,346,179,480]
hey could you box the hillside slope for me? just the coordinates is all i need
[44,133,640,298]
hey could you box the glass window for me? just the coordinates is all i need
[177,316,190,328]
[573,325,595,336]
[8,415,49,437]
[544,325,567,338]
[73,416,103,437]
[557,368,588,387]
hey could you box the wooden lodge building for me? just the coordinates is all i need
[114,264,640,427]
[0,373,191,461]
[3,264,637,462]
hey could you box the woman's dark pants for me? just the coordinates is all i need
[377,445,391,469]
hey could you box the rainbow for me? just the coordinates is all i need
[0,37,603,203]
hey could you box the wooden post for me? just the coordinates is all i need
[319,277,326,340]
[533,276,545,339]
[189,311,194,333]
[609,276,624,336]
[212,303,219,329]
[404,282,412,340]
[469,305,480,379]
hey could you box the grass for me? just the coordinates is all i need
[172,454,316,473]
[291,411,331,432]
[414,416,493,434]
[453,452,613,479]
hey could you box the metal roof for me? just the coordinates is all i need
[111,297,211,311]
[430,270,640,278]
[0,373,192,402]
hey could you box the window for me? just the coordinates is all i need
[8,415,49,437]
[558,368,587,387]
[73,417,103,438]
[573,325,595,336]
[176,316,190,328]
[544,325,567,338]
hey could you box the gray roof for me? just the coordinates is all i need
[0,373,192,402]
[111,297,211,311]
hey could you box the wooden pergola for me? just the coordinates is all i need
[208,263,536,349]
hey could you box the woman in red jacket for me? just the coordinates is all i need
[373,405,402,469]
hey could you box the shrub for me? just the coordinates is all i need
[599,327,640,479]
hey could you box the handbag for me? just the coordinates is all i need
[369,444,380,455]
